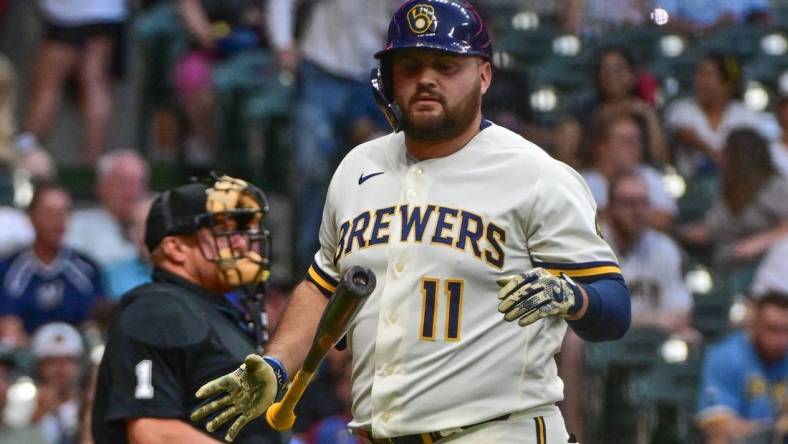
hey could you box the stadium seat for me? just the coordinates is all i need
[494,27,561,66]
[630,359,704,443]
[676,172,718,224]
[697,24,765,63]
[585,327,670,374]
[691,278,735,342]
[584,328,671,441]
[212,50,294,180]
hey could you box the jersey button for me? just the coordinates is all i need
[382,412,391,422]
[415,167,424,175]
[395,262,404,273]
[388,313,398,323]
[385,364,396,375]
[406,189,416,199]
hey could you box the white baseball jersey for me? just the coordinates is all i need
[603,226,691,317]
[306,122,622,437]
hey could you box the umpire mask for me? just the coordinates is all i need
[198,175,272,287]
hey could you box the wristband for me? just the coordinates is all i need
[560,273,583,316]
[262,356,288,400]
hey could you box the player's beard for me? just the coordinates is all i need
[400,79,482,142]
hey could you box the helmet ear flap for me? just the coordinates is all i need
[370,62,402,132]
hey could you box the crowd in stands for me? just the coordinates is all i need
[0,0,787,443]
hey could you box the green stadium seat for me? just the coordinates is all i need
[676,172,718,224]
[585,327,670,375]
[494,27,561,66]
[630,359,704,443]
[691,277,735,342]
[697,24,765,62]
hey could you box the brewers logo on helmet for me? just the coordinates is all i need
[406,4,436,34]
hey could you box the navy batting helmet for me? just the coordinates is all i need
[371,0,492,131]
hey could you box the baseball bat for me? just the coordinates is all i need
[265,265,376,430]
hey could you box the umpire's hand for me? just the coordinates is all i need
[191,354,279,442]
[497,268,583,327]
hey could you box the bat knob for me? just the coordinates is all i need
[266,401,296,431]
[351,269,369,286]
[343,265,376,299]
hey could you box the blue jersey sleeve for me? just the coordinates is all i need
[567,276,631,342]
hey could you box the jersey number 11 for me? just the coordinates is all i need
[419,278,463,342]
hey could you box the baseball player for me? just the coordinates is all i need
[191,1,631,443]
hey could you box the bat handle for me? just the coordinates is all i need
[265,369,315,431]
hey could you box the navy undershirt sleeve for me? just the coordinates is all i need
[567,276,631,342]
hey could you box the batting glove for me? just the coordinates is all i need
[191,354,285,442]
[497,268,582,327]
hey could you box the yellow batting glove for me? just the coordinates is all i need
[190,354,284,442]
[497,268,581,327]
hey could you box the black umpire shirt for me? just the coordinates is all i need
[91,268,281,443]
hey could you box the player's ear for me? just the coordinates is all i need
[158,236,189,265]
[479,59,492,95]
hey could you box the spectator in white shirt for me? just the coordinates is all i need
[582,110,677,231]
[603,171,693,333]
[666,53,778,175]
[65,149,149,266]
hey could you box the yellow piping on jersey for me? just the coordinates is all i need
[543,265,621,278]
[308,266,337,293]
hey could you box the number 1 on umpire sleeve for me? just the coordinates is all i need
[419,278,464,342]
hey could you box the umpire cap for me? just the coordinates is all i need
[144,182,210,252]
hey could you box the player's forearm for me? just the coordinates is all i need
[567,276,631,342]
[264,280,328,377]
[127,418,222,444]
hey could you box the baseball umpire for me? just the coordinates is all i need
[192,1,632,443]
[91,176,283,443]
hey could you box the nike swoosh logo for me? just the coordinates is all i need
[358,172,384,185]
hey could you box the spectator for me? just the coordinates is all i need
[666,53,778,175]
[29,322,84,444]
[603,172,692,333]
[678,129,788,273]
[266,0,400,273]
[18,0,127,165]
[0,316,27,349]
[173,0,268,166]
[65,149,149,267]
[697,292,788,444]
[770,90,788,176]
[0,362,47,444]
[0,183,104,333]
[582,111,677,230]
[101,198,152,300]
[661,0,770,35]
[555,46,667,169]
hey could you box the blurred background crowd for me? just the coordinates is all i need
[0,0,787,443]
